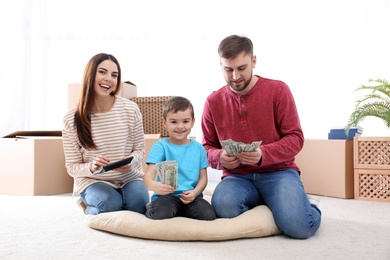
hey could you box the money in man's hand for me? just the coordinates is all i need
[220,139,262,157]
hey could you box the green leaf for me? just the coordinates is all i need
[345,78,390,136]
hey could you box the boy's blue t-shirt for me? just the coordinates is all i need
[146,138,209,201]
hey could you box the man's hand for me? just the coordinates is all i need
[220,149,241,169]
[237,147,262,165]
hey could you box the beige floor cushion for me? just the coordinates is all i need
[85,188,281,241]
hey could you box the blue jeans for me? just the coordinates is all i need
[211,169,321,239]
[80,180,149,215]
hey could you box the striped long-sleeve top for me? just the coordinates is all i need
[62,96,145,196]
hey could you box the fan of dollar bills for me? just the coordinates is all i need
[155,160,178,189]
[220,139,263,157]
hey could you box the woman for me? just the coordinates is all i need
[62,53,149,215]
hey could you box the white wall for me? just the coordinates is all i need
[1,0,389,139]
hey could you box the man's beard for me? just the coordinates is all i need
[228,71,253,93]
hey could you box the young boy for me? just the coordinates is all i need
[143,96,216,220]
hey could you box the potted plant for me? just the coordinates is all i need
[345,78,390,135]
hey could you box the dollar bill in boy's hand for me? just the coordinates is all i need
[220,139,262,157]
[155,160,178,189]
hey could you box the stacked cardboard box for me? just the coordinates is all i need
[0,131,73,195]
[295,139,354,198]
[0,130,161,195]
[143,134,161,172]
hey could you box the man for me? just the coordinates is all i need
[201,35,321,239]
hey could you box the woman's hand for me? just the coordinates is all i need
[113,164,131,173]
[90,155,110,173]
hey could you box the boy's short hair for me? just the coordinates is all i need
[163,96,194,119]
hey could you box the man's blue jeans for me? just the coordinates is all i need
[80,180,149,215]
[211,169,321,239]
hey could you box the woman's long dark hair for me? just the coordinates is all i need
[74,53,122,149]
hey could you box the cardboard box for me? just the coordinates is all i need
[68,81,137,110]
[142,134,161,172]
[0,131,73,196]
[295,139,354,198]
[131,96,173,137]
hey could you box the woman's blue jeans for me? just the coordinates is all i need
[80,180,149,215]
[211,169,321,239]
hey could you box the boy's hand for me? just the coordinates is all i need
[180,190,196,204]
[152,182,175,195]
